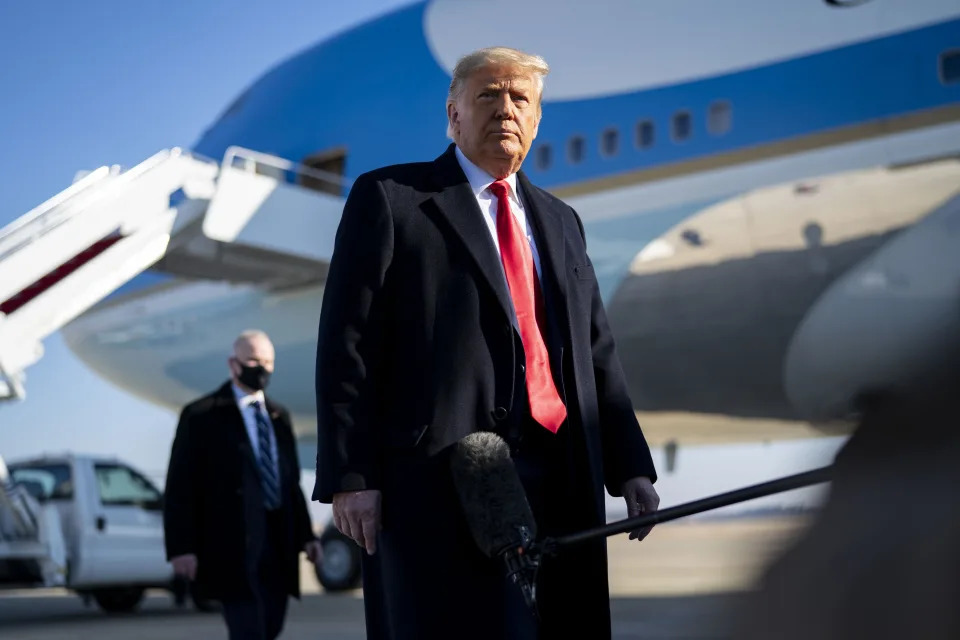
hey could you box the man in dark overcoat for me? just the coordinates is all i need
[314,46,659,640]
[165,329,322,640]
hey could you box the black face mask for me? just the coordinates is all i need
[237,363,271,391]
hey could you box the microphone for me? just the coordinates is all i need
[449,431,540,614]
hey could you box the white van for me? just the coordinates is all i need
[1,454,363,612]
[2,453,208,612]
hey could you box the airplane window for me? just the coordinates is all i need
[635,120,654,149]
[600,128,619,157]
[708,100,732,135]
[940,50,960,85]
[567,136,585,164]
[535,144,552,170]
[672,111,692,142]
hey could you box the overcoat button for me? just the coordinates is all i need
[492,407,508,421]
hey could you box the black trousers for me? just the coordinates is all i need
[221,508,289,640]
[500,413,586,640]
[361,411,590,640]
[513,411,601,639]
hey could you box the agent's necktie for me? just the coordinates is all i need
[251,401,281,509]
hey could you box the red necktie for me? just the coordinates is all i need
[488,180,566,433]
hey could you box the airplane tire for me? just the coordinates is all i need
[92,587,145,613]
[316,527,362,592]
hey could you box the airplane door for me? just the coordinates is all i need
[81,462,171,585]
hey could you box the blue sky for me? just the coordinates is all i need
[0,0,416,480]
[0,0,845,508]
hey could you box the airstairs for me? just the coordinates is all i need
[0,146,350,402]
[0,149,217,401]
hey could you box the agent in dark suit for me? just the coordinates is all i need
[164,329,322,640]
[314,47,659,640]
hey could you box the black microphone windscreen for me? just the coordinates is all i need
[449,431,537,558]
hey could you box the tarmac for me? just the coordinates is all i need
[0,515,810,640]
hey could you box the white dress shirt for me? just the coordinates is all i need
[232,383,278,469]
[454,145,543,283]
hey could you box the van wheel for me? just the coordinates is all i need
[92,587,145,613]
[316,527,362,592]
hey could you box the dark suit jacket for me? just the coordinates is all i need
[313,144,657,639]
[163,381,315,601]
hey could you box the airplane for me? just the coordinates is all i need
[1,0,958,585]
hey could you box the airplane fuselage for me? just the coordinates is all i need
[60,0,960,449]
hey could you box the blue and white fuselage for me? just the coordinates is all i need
[61,0,960,453]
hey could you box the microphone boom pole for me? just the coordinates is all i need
[539,465,833,556]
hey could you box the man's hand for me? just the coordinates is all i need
[304,540,323,565]
[622,476,659,541]
[171,554,198,580]
[332,489,382,555]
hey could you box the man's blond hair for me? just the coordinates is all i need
[446,46,549,139]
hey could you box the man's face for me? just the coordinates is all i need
[229,335,276,378]
[448,63,541,176]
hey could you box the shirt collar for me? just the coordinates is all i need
[232,382,265,409]
[455,145,521,206]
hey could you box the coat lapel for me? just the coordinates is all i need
[425,145,515,322]
[516,169,568,316]
[214,382,259,475]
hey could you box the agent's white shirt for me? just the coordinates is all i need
[454,145,543,283]
[232,382,278,468]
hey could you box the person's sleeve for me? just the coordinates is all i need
[285,413,318,547]
[573,207,658,496]
[313,174,394,503]
[163,407,200,559]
